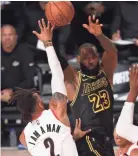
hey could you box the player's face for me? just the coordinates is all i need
[79,47,99,70]
[1,26,17,50]
[114,129,129,147]
[77,47,99,75]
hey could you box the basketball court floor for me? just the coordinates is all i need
[1,147,118,156]
[1,148,30,156]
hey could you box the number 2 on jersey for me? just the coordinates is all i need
[88,90,110,113]
[44,138,60,156]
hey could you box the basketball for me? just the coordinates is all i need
[45,1,75,27]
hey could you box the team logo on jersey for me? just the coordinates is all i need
[12,61,20,67]
[82,77,108,95]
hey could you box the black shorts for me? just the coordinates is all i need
[75,133,115,156]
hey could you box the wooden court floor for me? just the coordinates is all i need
[1,148,31,156]
[1,147,118,156]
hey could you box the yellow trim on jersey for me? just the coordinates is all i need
[70,71,81,107]
[81,70,102,79]
[101,70,113,90]
[86,136,101,156]
[101,70,107,77]
[82,75,97,79]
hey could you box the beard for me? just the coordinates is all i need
[80,62,100,76]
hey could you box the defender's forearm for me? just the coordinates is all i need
[44,43,67,96]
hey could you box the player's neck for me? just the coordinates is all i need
[119,143,132,155]
[80,63,100,76]
[32,111,43,121]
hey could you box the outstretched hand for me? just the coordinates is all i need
[73,118,91,140]
[1,89,13,102]
[83,15,103,36]
[33,19,55,42]
[129,64,138,95]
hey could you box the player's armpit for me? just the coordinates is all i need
[19,131,27,147]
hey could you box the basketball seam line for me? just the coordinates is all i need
[53,2,69,24]
[49,2,63,26]
[49,2,59,26]
[62,1,74,13]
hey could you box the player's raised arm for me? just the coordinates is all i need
[83,15,118,85]
[116,65,138,144]
[33,19,67,115]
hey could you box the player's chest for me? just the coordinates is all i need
[80,76,109,97]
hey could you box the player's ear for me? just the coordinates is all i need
[33,93,44,109]
[16,34,18,41]
[38,102,44,109]
[77,55,80,63]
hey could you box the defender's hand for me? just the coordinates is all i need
[83,15,103,36]
[1,89,13,102]
[129,64,138,96]
[73,119,91,140]
[33,19,55,42]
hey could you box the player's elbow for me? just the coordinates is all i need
[116,121,126,137]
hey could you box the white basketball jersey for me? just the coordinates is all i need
[126,143,138,155]
[24,109,78,156]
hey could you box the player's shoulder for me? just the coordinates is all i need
[42,109,51,115]
[130,148,138,156]
[128,143,138,156]
[24,121,32,134]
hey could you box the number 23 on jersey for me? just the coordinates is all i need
[88,90,110,113]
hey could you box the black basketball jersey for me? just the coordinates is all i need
[69,70,114,137]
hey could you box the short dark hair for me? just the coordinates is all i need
[9,88,39,123]
[78,43,98,55]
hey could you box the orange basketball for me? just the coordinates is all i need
[45,1,75,27]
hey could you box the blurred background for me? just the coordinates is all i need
[1,1,138,150]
